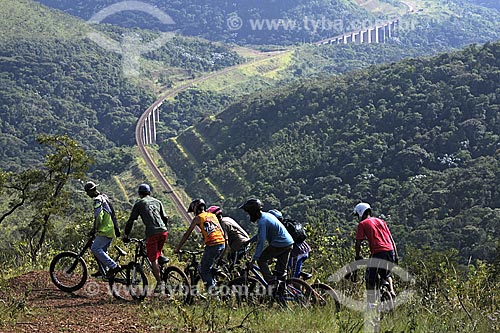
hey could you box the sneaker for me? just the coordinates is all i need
[106,265,121,278]
[300,272,312,280]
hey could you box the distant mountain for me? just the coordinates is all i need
[160,41,500,262]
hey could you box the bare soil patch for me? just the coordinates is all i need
[0,271,155,332]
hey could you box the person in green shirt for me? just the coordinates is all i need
[84,181,121,278]
[123,184,169,293]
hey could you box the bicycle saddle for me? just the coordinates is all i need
[158,255,170,266]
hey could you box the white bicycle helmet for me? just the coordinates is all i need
[353,202,371,218]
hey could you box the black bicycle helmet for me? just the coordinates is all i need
[83,181,98,192]
[138,183,151,194]
[187,198,206,213]
[239,198,263,212]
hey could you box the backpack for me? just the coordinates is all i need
[282,218,307,243]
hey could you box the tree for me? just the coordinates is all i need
[0,134,91,263]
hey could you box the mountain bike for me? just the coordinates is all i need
[346,258,396,313]
[49,235,128,294]
[110,238,189,302]
[290,266,341,310]
[227,259,317,308]
[374,274,395,313]
[177,249,228,304]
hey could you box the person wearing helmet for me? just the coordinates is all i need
[83,181,121,278]
[353,202,398,299]
[240,198,294,283]
[268,209,312,279]
[124,184,169,293]
[207,205,250,266]
[175,198,226,291]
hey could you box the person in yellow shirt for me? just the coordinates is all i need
[175,198,226,291]
[84,181,121,278]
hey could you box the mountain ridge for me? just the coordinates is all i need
[159,40,500,262]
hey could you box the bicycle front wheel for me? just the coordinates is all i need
[380,288,395,313]
[49,251,87,292]
[109,263,148,301]
[280,277,317,308]
[226,276,266,306]
[311,282,340,311]
[163,265,190,304]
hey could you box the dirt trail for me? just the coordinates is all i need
[0,271,154,333]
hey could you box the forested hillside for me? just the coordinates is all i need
[36,0,370,44]
[36,0,500,49]
[161,41,500,263]
[0,0,242,172]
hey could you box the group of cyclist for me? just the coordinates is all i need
[84,181,398,298]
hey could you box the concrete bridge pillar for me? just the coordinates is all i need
[362,30,370,44]
[354,32,362,44]
[370,27,378,43]
[142,108,159,145]
[377,26,385,43]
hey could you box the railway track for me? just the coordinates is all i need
[134,51,286,224]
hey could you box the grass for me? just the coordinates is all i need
[194,51,294,94]
[135,291,500,332]
[0,0,88,41]
[140,298,349,332]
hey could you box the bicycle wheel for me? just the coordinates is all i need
[226,276,266,306]
[49,251,87,292]
[311,282,340,311]
[279,277,317,308]
[380,288,394,313]
[109,263,148,301]
[163,265,190,303]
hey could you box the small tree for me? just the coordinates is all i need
[0,134,91,264]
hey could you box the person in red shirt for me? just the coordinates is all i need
[354,202,398,299]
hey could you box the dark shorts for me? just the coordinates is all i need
[366,250,396,288]
[146,231,168,263]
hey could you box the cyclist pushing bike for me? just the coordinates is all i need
[123,183,169,294]
[353,202,399,305]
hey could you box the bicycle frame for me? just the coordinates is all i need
[50,235,128,294]
[123,238,173,286]
[241,261,308,302]
[179,250,203,286]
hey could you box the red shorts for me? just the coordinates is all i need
[146,231,168,263]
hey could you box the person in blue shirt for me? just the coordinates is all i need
[239,198,294,282]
